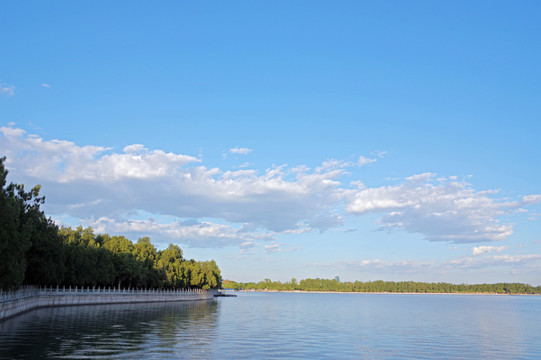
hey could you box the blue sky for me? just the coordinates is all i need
[2,1,540,284]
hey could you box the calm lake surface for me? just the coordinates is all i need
[1,292,540,359]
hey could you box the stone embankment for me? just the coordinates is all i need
[0,286,213,321]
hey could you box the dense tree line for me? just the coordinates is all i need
[0,156,222,291]
[224,278,541,295]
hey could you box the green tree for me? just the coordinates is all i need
[132,237,161,288]
[157,244,184,288]
[103,235,136,288]
[0,157,48,290]
[24,217,66,286]
[0,157,223,290]
[200,260,222,290]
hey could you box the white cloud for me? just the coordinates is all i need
[263,242,301,254]
[472,246,507,256]
[2,126,539,248]
[357,258,434,272]
[239,241,258,255]
[264,243,283,253]
[448,254,541,269]
[229,147,252,155]
[41,83,51,88]
[0,126,346,239]
[523,195,541,205]
[346,173,541,243]
[312,258,435,274]
[313,252,541,277]
[122,144,145,153]
[281,227,312,235]
[88,216,272,248]
[0,127,200,182]
[358,151,385,166]
[240,241,258,250]
[0,83,15,96]
[358,155,377,166]
[528,213,541,221]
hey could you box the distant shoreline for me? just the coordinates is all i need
[234,289,541,296]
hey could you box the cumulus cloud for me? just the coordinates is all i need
[0,83,15,96]
[0,127,199,182]
[472,246,507,256]
[346,173,541,243]
[1,125,539,248]
[229,147,252,155]
[0,126,346,246]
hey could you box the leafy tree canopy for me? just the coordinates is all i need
[0,156,222,291]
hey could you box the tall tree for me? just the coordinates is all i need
[103,235,136,288]
[132,237,160,288]
[0,156,47,290]
[24,217,66,286]
[157,244,184,287]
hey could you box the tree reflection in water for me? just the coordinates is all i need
[0,300,218,359]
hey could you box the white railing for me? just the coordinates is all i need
[0,286,39,303]
[0,286,208,303]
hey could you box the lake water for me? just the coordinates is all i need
[0,292,540,359]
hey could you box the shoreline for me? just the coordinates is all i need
[236,289,541,296]
[0,287,213,321]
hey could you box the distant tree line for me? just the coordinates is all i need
[224,278,541,295]
[0,156,222,291]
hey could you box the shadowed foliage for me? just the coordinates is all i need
[0,156,222,291]
[225,278,541,294]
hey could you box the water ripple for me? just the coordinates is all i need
[1,294,540,359]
